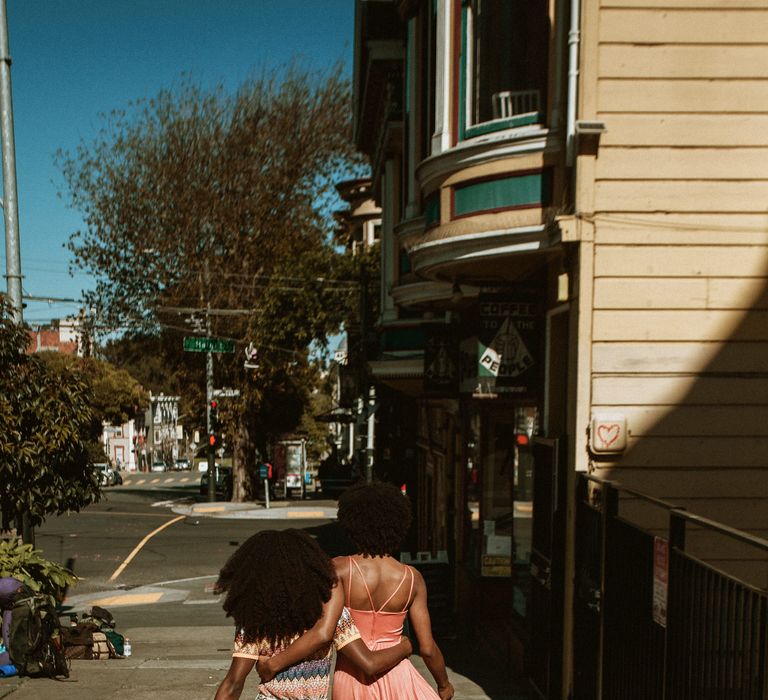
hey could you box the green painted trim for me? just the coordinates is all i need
[465,113,542,137]
[424,192,440,227]
[453,172,550,217]
[382,326,428,351]
[459,4,468,140]
[406,20,413,114]
[399,248,412,275]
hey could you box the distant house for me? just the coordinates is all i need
[27,318,83,355]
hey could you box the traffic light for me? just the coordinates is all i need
[209,400,220,449]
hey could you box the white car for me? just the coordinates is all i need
[151,461,168,472]
[92,463,114,487]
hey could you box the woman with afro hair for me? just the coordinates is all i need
[213,528,412,700]
[258,482,454,700]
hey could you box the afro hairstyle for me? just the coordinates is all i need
[216,528,336,645]
[337,480,412,556]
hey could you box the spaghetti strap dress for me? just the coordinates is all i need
[332,557,440,699]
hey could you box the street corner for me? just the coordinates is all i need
[64,585,189,613]
[171,500,338,520]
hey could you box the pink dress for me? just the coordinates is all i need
[332,557,440,699]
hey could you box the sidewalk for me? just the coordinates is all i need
[0,625,521,700]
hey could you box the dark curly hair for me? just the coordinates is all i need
[337,480,412,556]
[216,529,336,645]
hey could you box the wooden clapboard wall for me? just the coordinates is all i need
[577,0,768,581]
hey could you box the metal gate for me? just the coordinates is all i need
[574,475,768,700]
[528,438,567,699]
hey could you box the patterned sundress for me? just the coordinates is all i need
[232,606,361,700]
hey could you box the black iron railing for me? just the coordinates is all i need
[574,474,768,700]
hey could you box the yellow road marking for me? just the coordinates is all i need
[137,479,146,485]
[164,478,174,483]
[195,505,226,513]
[89,592,164,607]
[287,511,325,518]
[78,511,176,518]
[180,477,190,483]
[150,478,160,483]
[108,515,186,581]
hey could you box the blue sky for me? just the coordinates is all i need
[2,0,354,325]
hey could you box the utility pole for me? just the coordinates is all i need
[204,260,217,502]
[0,0,31,544]
[358,263,374,483]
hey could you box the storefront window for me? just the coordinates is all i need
[464,403,539,613]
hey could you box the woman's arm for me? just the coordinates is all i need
[338,634,411,676]
[214,656,255,700]
[407,569,454,700]
[257,583,345,681]
[256,585,411,682]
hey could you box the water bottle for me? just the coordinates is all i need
[123,639,132,657]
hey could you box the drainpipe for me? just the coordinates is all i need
[562,1,582,698]
[565,0,581,167]
[550,0,568,135]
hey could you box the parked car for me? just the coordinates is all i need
[92,463,114,487]
[174,458,190,471]
[199,465,232,500]
[151,460,168,472]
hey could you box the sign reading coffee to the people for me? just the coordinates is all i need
[474,298,540,398]
[590,414,628,454]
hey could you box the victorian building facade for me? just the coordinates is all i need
[353,0,768,697]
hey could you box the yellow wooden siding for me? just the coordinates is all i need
[595,181,768,212]
[594,278,768,309]
[593,309,768,341]
[594,245,768,277]
[596,148,768,180]
[597,467,768,499]
[599,80,768,114]
[595,436,768,467]
[593,216,768,245]
[592,341,768,373]
[601,115,768,147]
[599,45,768,79]
[579,0,768,545]
[602,0,768,7]
[592,375,768,406]
[600,8,768,43]
[589,404,768,436]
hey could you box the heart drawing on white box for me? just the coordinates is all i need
[596,423,621,448]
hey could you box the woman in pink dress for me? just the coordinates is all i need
[331,480,453,700]
[259,481,454,700]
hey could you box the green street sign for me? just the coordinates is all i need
[183,336,235,353]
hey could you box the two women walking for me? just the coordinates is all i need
[214,480,454,700]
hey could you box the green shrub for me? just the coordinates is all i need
[0,538,77,601]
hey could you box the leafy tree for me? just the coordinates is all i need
[0,299,101,533]
[36,352,148,427]
[57,64,365,499]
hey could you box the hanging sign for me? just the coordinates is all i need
[462,296,541,397]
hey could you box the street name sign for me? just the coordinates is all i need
[213,388,241,398]
[183,336,235,353]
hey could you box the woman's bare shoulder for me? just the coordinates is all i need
[332,556,351,575]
